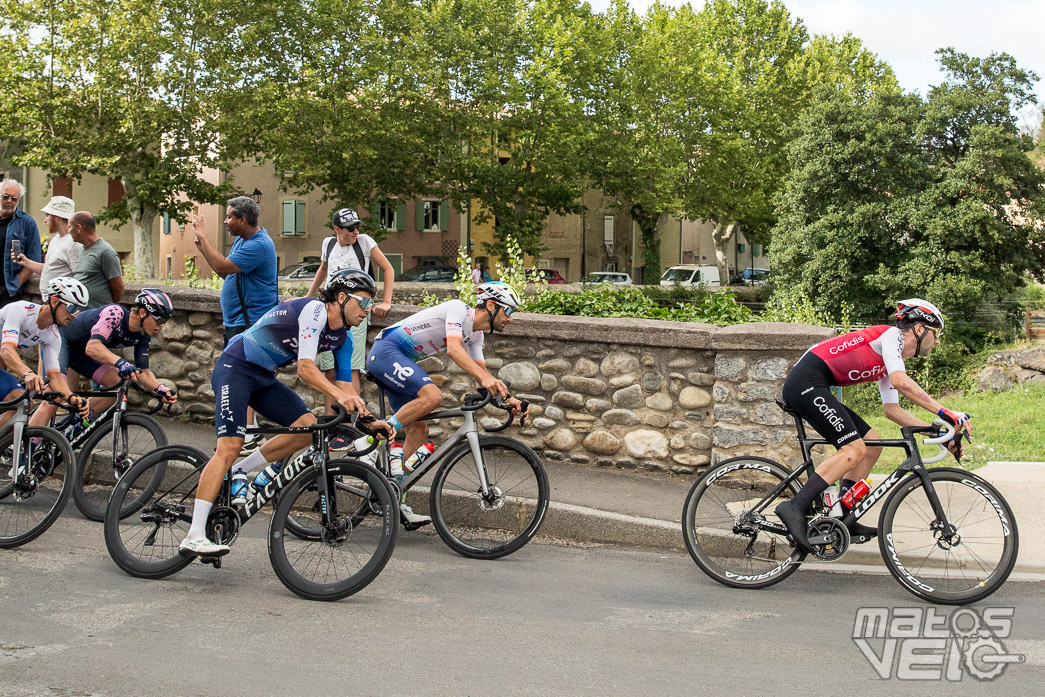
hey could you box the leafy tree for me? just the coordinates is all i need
[0,0,264,276]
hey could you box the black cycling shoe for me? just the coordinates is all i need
[775,500,814,554]
[847,521,878,543]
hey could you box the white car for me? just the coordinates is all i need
[582,271,633,285]
[659,264,721,287]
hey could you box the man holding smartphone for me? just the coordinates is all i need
[1,178,43,308]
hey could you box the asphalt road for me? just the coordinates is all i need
[3,513,1044,697]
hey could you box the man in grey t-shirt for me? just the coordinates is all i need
[70,211,124,309]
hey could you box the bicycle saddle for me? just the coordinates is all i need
[775,397,800,417]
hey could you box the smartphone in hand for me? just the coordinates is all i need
[11,239,22,259]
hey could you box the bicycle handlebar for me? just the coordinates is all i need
[248,402,350,437]
[461,382,529,433]
[0,388,34,410]
[921,419,957,465]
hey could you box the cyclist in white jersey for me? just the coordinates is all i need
[367,282,528,525]
[0,277,90,427]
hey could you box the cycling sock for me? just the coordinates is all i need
[237,450,268,474]
[792,473,829,515]
[187,500,213,541]
[840,478,858,494]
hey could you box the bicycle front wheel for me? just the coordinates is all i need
[682,456,804,589]
[879,467,1019,605]
[0,427,75,548]
[268,459,397,601]
[104,445,209,579]
[430,436,549,560]
[73,413,167,521]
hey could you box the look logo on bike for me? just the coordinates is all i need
[775,298,971,553]
[366,281,529,526]
[179,268,389,558]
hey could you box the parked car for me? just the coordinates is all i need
[277,261,321,281]
[741,267,770,285]
[525,268,567,284]
[398,265,458,282]
[659,264,721,288]
[582,271,633,285]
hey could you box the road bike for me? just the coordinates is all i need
[341,376,549,560]
[51,378,170,521]
[0,388,77,548]
[682,397,1018,605]
[103,405,397,601]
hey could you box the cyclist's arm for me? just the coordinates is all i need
[446,336,502,395]
[299,358,365,413]
[889,370,945,416]
[0,341,34,385]
[305,261,328,298]
[84,338,125,367]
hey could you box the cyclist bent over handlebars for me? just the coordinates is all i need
[775,299,971,554]
[179,268,390,558]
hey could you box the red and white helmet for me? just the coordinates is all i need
[476,282,521,311]
[895,298,944,330]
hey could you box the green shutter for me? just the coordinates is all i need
[737,243,745,253]
[396,201,406,231]
[295,200,306,235]
[439,201,449,232]
[283,200,295,235]
[162,213,171,235]
[370,202,381,227]
[415,200,424,231]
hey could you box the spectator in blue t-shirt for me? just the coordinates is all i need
[192,196,278,453]
[1,179,43,307]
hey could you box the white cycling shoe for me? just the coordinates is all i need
[400,504,431,529]
[179,536,230,558]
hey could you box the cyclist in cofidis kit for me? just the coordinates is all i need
[775,299,972,553]
[0,277,90,428]
[179,268,389,558]
[366,281,529,526]
[33,289,178,431]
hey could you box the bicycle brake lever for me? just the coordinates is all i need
[518,399,530,427]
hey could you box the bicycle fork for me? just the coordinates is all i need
[465,429,494,497]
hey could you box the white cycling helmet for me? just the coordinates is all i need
[476,281,521,312]
[895,298,944,330]
[46,276,90,308]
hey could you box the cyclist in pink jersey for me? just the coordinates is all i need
[776,299,971,553]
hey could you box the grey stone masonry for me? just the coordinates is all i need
[113,284,834,476]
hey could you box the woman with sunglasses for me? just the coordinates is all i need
[774,298,972,554]
[365,281,528,527]
[178,268,389,557]
[0,277,90,428]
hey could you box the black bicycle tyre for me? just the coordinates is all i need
[283,457,395,540]
[429,436,550,560]
[103,445,209,579]
[682,456,805,590]
[878,467,1019,605]
[72,413,167,521]
[0,427,75,548]
[268,459,397,601]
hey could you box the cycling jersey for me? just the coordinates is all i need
[223,297,353,380]
[61,305,152,370]
[804,325,905,403]
[0,302,62,378]
[375,299,485,362]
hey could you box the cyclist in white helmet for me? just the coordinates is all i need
[366,281,528,526]
[775,298,971,553]
[0,277,90,427]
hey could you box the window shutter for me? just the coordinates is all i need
[370,202,381,226]
[162,213,171,235]
[295,200,306,235]
[283,200,295,235]
[415,200,424,231]
[396,202,406,231]
[439,201,449,232]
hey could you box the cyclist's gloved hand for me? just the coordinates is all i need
[156,383,178,404]
[115,358,139,379]
[948,431,967,463]
[937,407,971,433]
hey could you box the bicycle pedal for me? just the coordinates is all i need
[402,519,431,532]
[200,555,223,568]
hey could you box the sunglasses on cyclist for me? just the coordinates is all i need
[64,303,82,316]
[346,293,374,310]
[499,304,515,317]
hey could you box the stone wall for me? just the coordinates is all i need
[128,284,834,473]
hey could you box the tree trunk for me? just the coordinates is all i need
[633,208,668,285]
[712,222,738,285]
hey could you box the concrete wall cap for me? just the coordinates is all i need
[711,322,835,351]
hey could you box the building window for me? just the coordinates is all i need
[737,243,746,253]
[603,215,615,245]
[379,201,397,230]
[753,243,762,256]
[282,199,306,236]
[416,200,448,232]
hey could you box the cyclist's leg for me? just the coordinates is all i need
[86,363,121,413]
[247,380,314,464]
[0,370,19,428]
[366,340,438,456]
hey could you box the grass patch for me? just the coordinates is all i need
[859,383,1045,472]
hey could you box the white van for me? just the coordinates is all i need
[660,264,721,287]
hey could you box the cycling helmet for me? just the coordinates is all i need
[895,298,944,330]
[332,208,362,229]
[326,268,377,297]
[46,277,89,308]
[135,288,174,320]
[476,282,521,311]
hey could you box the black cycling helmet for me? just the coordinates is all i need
[135,288,174,320]
[324,268,377,298]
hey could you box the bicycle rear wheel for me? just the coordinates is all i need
[879,467,1018,605]
[0,427,75,548]
[73,413,167,521]
[682,456,804,589]
[268,459,397,601]
[429,436,549,559]
[104,445,209,579]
